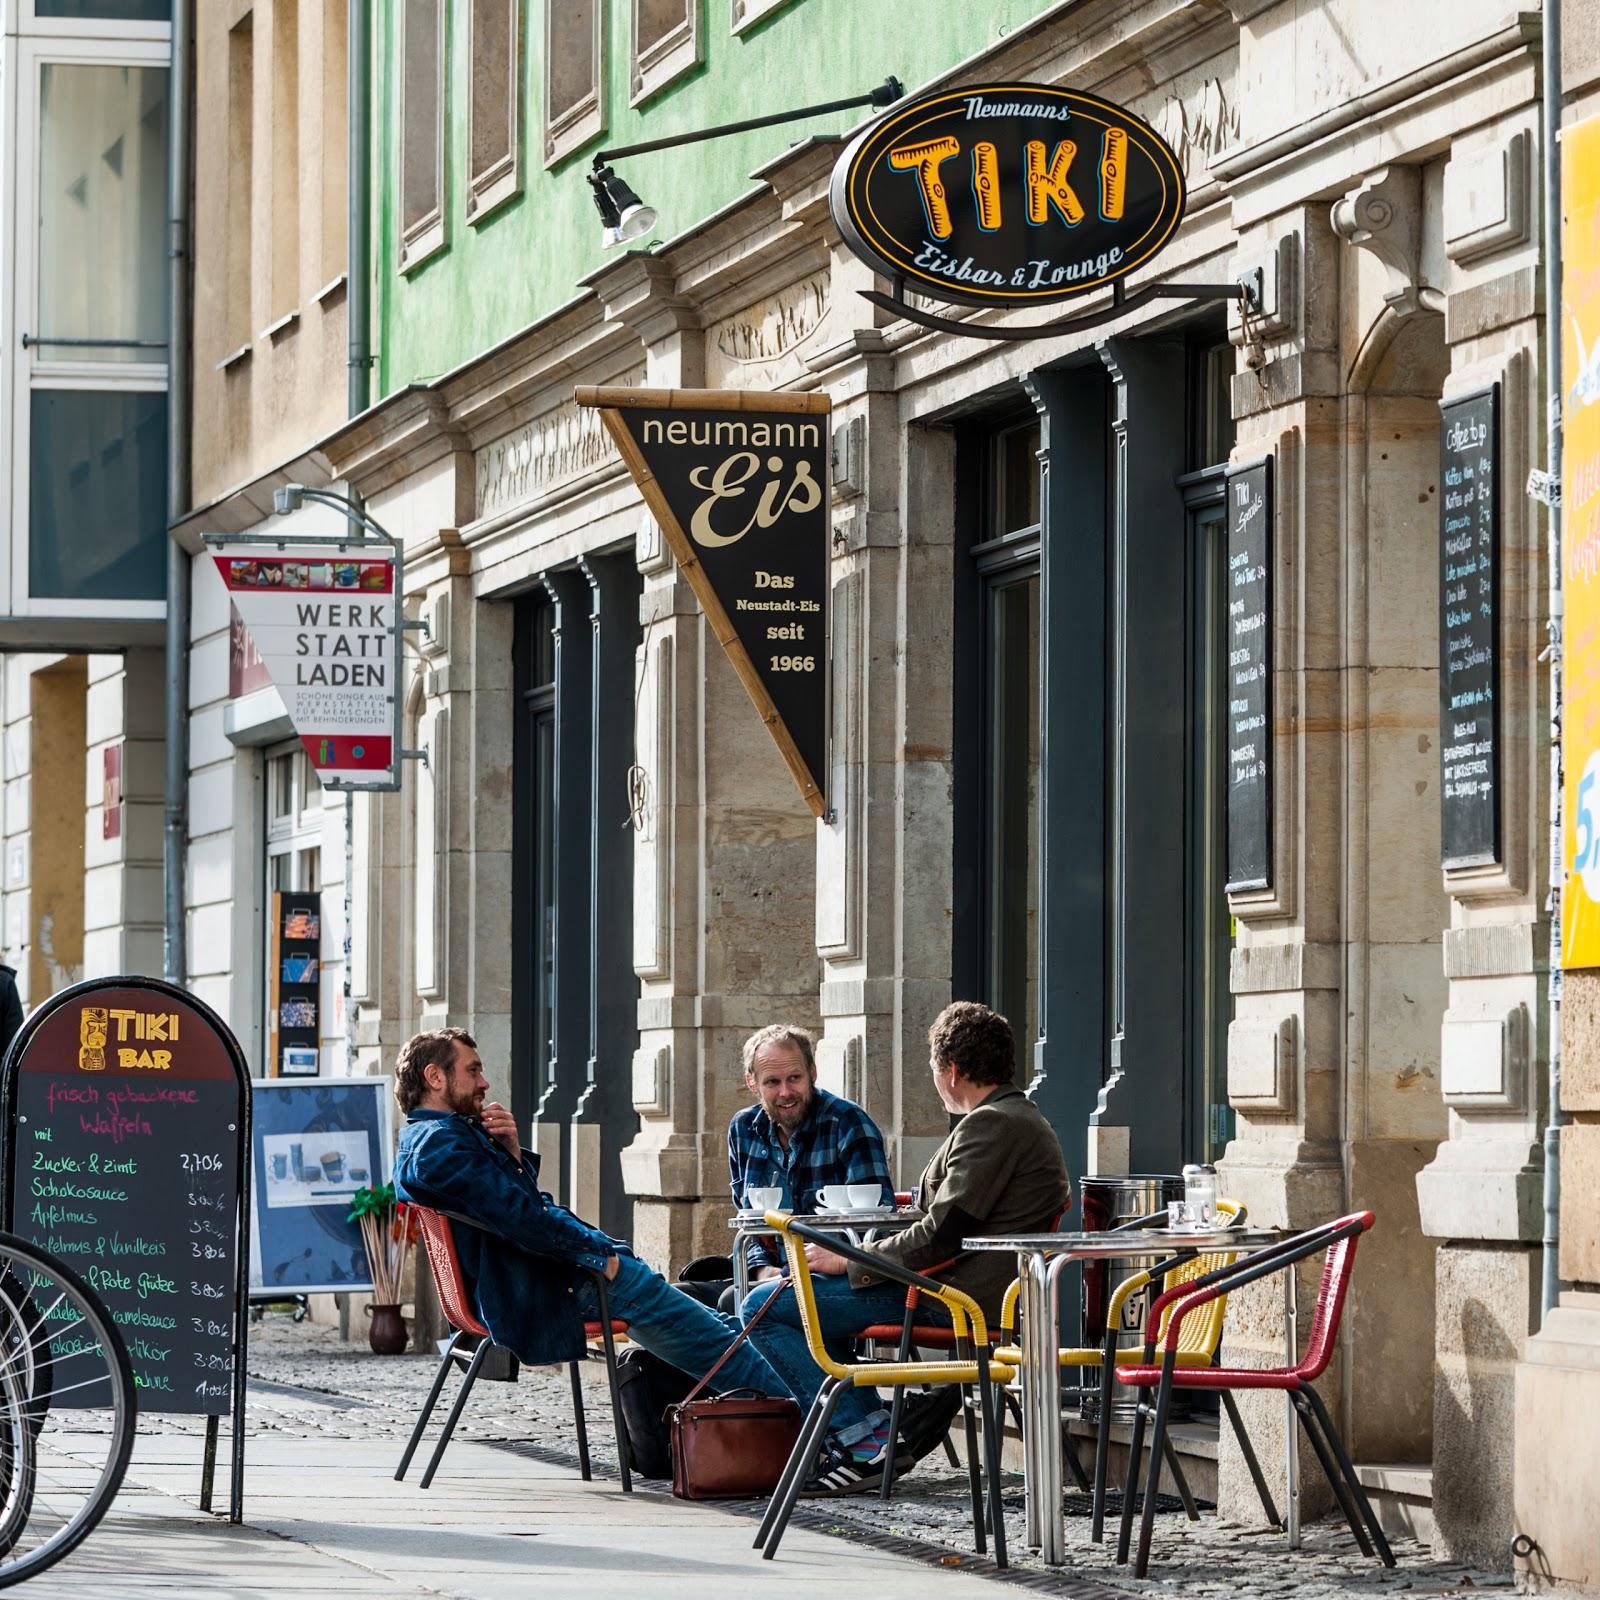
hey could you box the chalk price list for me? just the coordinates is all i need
[14,1003,241,1415]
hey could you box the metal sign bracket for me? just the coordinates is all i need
[863,266,1263,343]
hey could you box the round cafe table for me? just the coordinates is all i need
[962,1226,1286,1566]
[728,1207,922,1300]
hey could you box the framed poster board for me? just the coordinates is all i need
[1225,456,1273,894]
[249,1078,392,1296]
[1438,384,1501,869]
[270,890,321,1077]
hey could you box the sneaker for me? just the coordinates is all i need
[800,1437,915,1497]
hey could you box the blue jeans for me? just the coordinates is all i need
[739,1272,953,1436]
[573,1254,789,1399]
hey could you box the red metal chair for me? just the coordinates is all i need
[395,1206,634,1491]
[1112,1211,1394,1577]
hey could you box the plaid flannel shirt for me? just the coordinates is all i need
[728,1086,894,1277]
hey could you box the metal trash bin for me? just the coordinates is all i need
[1078,1173,1184,1422]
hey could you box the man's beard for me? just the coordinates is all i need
[445,1080,484,1118]
[769,1095,811,1132]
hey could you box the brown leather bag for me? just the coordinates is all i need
[667,1282,803,1500]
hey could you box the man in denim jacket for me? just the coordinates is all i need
[393,1027,786,1395]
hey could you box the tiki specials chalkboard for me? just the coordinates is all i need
[1226,457,1273,894]
[578,388,830,817]
[2,978,250,1415]
[1439,385,1501,869]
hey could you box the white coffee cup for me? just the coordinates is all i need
[744,1186,783,1212]
[816,1185,852,1212]
[819,1184,880,1213]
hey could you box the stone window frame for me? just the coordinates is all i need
[466,0,523,223]
[399,0,447,273]
[730,0,797,36]
[542,0,605,168]
[630,0,700,107]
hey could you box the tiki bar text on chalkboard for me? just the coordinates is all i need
[1439,385,1500,869]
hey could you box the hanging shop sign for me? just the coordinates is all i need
[211,545,398,788]
[1563,112,1600,968]
[829,81,1185,309]
[1438,385,1501,871]
[574,386,829,817]
[1225,457,1273,895]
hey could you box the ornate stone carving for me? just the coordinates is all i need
[1154,79,1239,179]
[705,273,831,387]
[1330,166,1444,317]
[475,380,640,518]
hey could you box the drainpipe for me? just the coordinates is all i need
[163,0,194,985]
[344,0,371,1076]
[1540,0,1566,1322]
[348,0,371,417]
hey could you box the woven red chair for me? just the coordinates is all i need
[395,1206,633,1491]
[1112,1211,1393,1577]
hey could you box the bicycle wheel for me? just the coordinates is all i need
[0,1233,137,1587]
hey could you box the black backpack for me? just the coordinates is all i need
[613,1345,695,1478]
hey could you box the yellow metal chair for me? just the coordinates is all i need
[993,1198,1278,1541]
[752,1212,1015,1567]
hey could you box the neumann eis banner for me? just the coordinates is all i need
[574,386,829,816]
[215,548,397,787]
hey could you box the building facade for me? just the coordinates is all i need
[2,0,1595,1585]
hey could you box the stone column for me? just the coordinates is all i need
[1410,112,1549,1565]
[590,254,821,1268]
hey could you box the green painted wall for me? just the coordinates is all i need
[374,0,1061,396]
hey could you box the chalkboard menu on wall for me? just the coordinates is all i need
[4,979,249,1415]
[1439,385,1501,868]
[1226,457,1274,893]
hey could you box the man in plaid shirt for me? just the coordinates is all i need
[729,1024,894,1289]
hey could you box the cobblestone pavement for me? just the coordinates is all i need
[222,1312,1515,1600]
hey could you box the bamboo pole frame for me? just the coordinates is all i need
[574,386,829,818]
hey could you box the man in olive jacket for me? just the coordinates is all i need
[741,1000,1071,1493]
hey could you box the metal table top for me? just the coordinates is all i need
[960,1226,1284,1258]
[729,1207,922,1229]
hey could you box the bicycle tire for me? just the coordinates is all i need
[0,1232,137,1588]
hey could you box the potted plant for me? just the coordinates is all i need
[347,1182,418,1354]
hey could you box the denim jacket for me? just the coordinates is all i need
[394,1108,617,1365]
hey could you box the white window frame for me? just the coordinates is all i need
[630,0,699,107]
[1,24,171,631]
[542,0,604,168]
[466,0,522,224]
[13,1,169,47]
[264,741,326,1076]
[730,0,796,35]
[398,0,447,272]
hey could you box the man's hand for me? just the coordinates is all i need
[804,1242,848,1275]
[604,1254,621,1282]
[480,1101,522,1163]
[753,1265,784,1283]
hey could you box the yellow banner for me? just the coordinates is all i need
[1563,114,1600,967]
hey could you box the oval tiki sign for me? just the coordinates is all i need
[830,82,1185,307]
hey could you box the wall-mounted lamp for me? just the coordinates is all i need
[587,75,902,250]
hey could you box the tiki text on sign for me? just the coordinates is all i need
[830,83,1185,307]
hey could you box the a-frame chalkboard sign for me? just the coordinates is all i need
[1,976,251,1523]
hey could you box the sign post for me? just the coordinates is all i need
[574,386,831,816]
[1,976,252,1522]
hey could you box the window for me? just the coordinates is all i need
[319,0,349,290]
[29,389,166,599]
[631,0,699,104]
[730,0,797,35]
[35,1,168,19]
[399,0,446,268]
[269,0,301,325]
[264,744,325,1076]
[467,0,521,220]
[224,14,254,358]
[959,416,1042,1070]
[543,0,602,166]
[36,63,167,361]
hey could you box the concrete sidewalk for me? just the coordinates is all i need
[29,1426,1010,1600]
